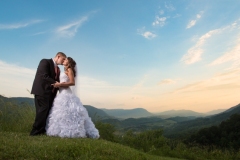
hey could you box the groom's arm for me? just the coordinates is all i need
[36,59,56,84]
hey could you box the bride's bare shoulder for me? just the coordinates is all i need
[66,68,73,73]
[65,68,74,77]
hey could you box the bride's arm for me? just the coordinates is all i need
[54,68,75,87]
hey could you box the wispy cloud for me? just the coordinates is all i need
[137,27,157,39]
[210,37,240,69]
[0,19,44,30]
[187,20,197,29]
[182,20,240,65]
[30,31,47,36]
[55,16,88,38]
[181,29,221,64]
[173,14,181,18]
[158,79,177,85]
[0,59,121,99]
[0,60,35,97]
[186,11,204,29]
[79,76,112,88]
[159,10,164,15]
[0,60,35,75]
[172,69,240,94]
[164,2,175,11]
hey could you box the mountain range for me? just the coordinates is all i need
[0,95,227,119]
[1,95,239,138]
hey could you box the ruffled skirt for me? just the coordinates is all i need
[46,88,100,139]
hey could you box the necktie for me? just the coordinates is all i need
[53,66,59,93]
[55,66,60,80]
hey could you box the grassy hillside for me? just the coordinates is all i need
[0,132,182,160]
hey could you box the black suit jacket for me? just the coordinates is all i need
[31,59,58,97]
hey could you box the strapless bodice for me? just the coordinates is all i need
[60,72,69,83]
[59,72,72,94]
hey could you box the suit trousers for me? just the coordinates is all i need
[30,94,54,135]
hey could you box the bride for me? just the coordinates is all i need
[45,57,100,139]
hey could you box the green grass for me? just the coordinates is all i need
[0,132,184,160]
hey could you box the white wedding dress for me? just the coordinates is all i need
[46,72,100,139]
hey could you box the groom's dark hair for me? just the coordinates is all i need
[55,52,66,57]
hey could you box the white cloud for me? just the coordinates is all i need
[152,3,178,27]
[186,11,204,29]
[0,19,44,30]
[152,16,167,27]
[55,16,88,38]
[137,27,157,39]
[142,31,157,39]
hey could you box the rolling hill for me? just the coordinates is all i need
[83,105,111,120]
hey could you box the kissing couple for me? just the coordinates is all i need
[30,52,99,139]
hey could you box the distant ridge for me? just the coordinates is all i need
[0,95,34,106]
[156,109,205,117]
[204,109,226,115]
[164,103,240,138]
[101,108,154,119]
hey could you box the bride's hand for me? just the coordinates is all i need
[52,82,61,88]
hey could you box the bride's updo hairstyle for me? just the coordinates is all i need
[67,57,77,77]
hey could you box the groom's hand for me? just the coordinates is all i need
[52,81,60,88]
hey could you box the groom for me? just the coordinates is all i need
[30,52,66,136]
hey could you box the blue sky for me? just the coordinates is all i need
[1,0,240,113]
